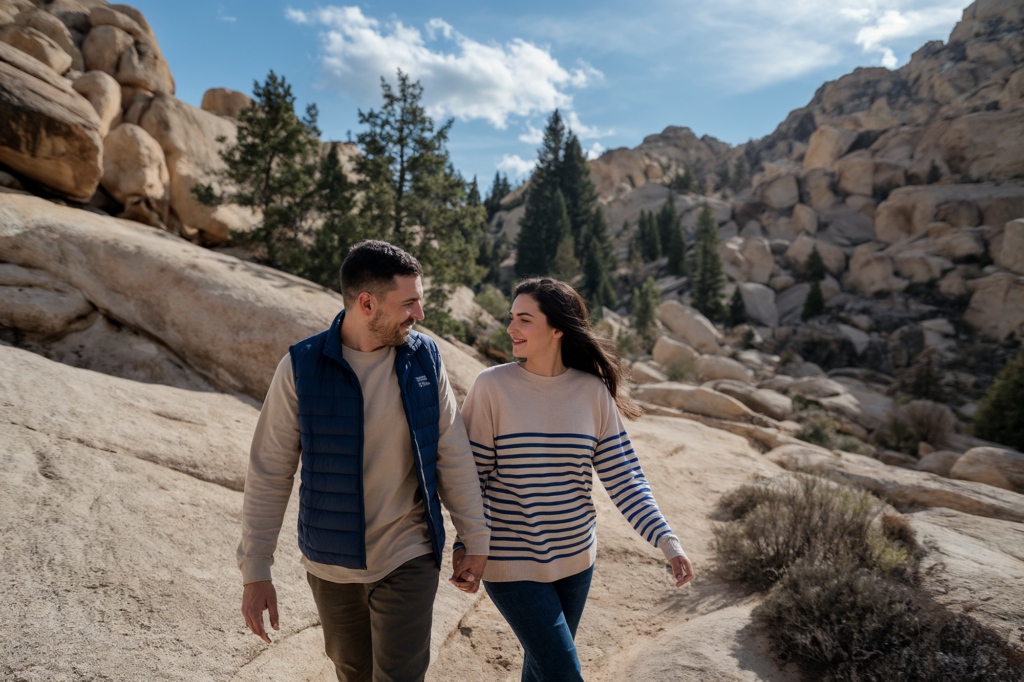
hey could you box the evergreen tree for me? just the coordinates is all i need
[636,211,662,261]
[733,156,747,188]
[195,70,323,271]
[728,287,747,327]
[467,175,481,206]
[655,198,678,253]
[973,346,1024,450]
[691,203,726,321]
[803,280,825,320]
[484,171,510,221]
[301,142,362,289]
[559,132,598,251]
[806,246,826,282]
[657,199,687,276]
[671,168,696,193]
[356,70,485,286]
[516,110,568,278]
[580,209,617,311]
[632,277,661,341]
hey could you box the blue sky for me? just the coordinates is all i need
[131,0,967,188]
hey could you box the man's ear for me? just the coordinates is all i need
[357,291,376,317]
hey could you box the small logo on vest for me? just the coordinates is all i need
[414,375,430,388]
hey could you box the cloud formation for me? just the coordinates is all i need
[287,6,603,131]
[497,154,536,177]
[848,7,962,68]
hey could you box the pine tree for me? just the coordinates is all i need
[636,211,662,261]
[632,277,661,341]
[301,142,362,289]
[657,199,686,276]
[728,287,746,327]
[656,198,678,253]
[671,168,696,193]
[733,156,747,188]
[195,70,323,271]
[355,70,485,286]
[580,209,617,312]
[516,110,567,278]
[484,171,510,221]
[806,246,826,282]
[691,203,725,321]
[803,280,825,319]
[559,133,598,251]
[973,346,1024,450]
[467,175,481,206]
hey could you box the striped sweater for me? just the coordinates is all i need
[460,362,685,583]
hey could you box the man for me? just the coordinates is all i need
[237,240,490,681]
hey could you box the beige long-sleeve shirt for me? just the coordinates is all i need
[237,341,490,585]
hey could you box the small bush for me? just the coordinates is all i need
[874,400,955,454]
[713,475,911,591]
[973,345,1024,451]
[835,435,863,454]
[474,284,509,321]
[665,359,698,383]
[795,410,837,449]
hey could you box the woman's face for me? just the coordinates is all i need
[507,294,562,359]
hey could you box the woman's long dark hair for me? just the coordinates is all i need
[513,277,642,420]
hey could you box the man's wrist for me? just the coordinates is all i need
[240,557,274,585]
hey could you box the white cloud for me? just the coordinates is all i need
[851,8,962,68]
[497,154,536,177]
[564,110,612,140]
[217,5,236,23]
[287,5,605,131]
[518,124,544,144]
[585,142,605,160]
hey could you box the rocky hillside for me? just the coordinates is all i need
[2,1,1024,680]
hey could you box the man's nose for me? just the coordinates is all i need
[412,302,425,320]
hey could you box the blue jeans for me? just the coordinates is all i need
[484,565,595,682]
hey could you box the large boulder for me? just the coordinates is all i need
[915,450,963,477]
[950,447,1024,494]
[834,151,874,196]
[633,382,754,421]
[765,444,1024,523]
[846,251,909,296]
[914,106,1024,182]
[737,282,778,327]
[761,174,799,210]
[657,301,723,354]
[72,70,121,138]
[15,7,84,72]
[101,123,170,227]
[776,283,810,326]
[703,379,792,421]
[804,126,858,170]
[963,272,1024,340]
[783,234,846,276]
[0,43,103,201]
[651,335,699,368]
[996,217,1024,275]
[0,23,72,74]
[629,360,667,385]
[724,236,773,284]
[201,87,254,118]
[0,262,93,337]
[893,248,954,283]
[875,184,1024,244]
[139,94,258,244]
[83,5,175,95]
[801,168,837,212]
[933,228,985,261]
[696,355,754,385]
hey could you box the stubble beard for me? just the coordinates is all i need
[368,309,413,347]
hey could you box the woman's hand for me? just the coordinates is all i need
[671,555,695,587]
[449,547,485,594]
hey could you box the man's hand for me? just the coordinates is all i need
[449,548,487,594]
[670,556,695,587]
[242,580,279,643]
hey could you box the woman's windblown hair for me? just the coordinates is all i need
[513,277,642,420]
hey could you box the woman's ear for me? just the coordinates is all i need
[552,328,563,339]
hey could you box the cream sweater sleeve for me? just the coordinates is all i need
[236,354,301,584]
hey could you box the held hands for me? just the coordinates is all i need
[670,555,695,587]
[450,547,487,594]
[242,580,279,643]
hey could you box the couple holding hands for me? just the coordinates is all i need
[237,240,694,682]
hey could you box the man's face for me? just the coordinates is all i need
[368,275,425,346]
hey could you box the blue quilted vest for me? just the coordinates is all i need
[289,310,444,569]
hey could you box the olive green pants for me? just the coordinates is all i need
[306,554,439,682]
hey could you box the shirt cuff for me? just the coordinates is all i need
[460,533,491,556]
[240,557,274,584]
[659,535,687,561]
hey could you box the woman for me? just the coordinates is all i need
[451,277,695,682]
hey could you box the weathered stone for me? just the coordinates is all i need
[0,263,93,338]
[81,25,133,78]
[846,251,909,296]
[801,167,837,212]
[792,203,817,236]
[835,151,874,196]
[997,217,1024,275]
[819,206,876,246]
[783,234,846,276]
[915,450,963,477]
[765,444,1024,523]
[657,301,723,354]
[761,174,799,210]
[934,228,985,261]
[633,382,754,421]
[629,360,667,385]
[776,283,810,326]
[85,5,175,95]
[0,54,102,201]
[651,336,699,368]
[804,126,858,169]
[964,272,1024,340]
[950,447,1024,494]
[738,282,778,327]
[201,87,253,118]
[769,274,795,291]
[697,355,754,385]
[0,24,72,74]
[875,184,1024,244]
[872,159,908,193]
[704,379,793,421]
[935,199,981,228]
[16,8,83,72]
[139,94,257,244]
[787,376,846,398]
[101,123,170,227]
[837,323,870,355]
[720,237,773,284]
[894,249,954,283]
[72,70,121,138]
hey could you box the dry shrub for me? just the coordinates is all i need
[899,399,955,448]
[795,410,837,449]
[755,560,1024,681]
[664,359,698,383]
[713,475,913,591]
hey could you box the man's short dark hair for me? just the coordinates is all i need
[340,240,423,307]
